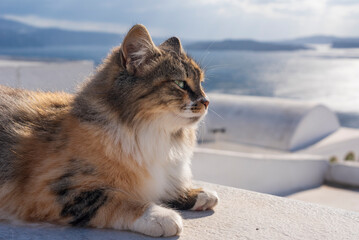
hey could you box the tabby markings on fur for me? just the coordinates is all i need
[0,24,218,237]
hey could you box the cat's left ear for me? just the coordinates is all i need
[120,24,159,75]
[160,37,184,55]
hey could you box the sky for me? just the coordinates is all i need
[1,0,359,41]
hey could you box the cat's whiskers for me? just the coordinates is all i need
[205,63,231,71]
[209,108,224,120]
[198,51,210,70]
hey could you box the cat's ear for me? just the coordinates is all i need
[120,24,159,75]
[160,37,184,55]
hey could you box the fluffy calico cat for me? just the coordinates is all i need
[0,24,218,237]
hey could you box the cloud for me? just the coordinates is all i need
[327,0,359,5]
[1,0,359,40]
[2,14,129,34]
[2,14,168,36]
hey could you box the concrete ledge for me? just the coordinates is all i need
[193,148,328,195]
[288,185,359,212]
[1,182,359,239]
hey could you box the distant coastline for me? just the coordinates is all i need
[185,40,310,52]
[2,17,359,52]
[332,41,359,48]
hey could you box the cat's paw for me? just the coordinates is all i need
[131,204,183,237]
[191,189,219,211]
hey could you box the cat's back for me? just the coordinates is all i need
[0,85,30,111]
[0,85,73,160]
[0,85,36,134]
[0,85,73,125]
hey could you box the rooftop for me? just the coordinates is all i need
[1,182,358,240]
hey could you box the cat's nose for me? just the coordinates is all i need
[200,98,210,109]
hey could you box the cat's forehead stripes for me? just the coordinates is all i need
[143,54,203,86]
[156,47,203,83]
[188,58,204,82]
[180,59,202,81]
[177,57,204,93]
[144,58,186,82]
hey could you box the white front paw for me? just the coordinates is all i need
[131,204,183,237]
[191,190,219,211]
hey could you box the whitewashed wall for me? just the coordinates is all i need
[192,148,329,195]
[326,162,359,187]
[0,59,93,92]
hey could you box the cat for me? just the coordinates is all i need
[0,24,218,237]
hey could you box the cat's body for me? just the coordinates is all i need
[0,25,218,237]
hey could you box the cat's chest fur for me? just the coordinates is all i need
[133,124,194,201]
[144,136,194,202]
[104,118,195,201]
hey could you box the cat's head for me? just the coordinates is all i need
[97,24,209,130]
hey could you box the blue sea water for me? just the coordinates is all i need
[189,46,359,129]
[1,44,359,128]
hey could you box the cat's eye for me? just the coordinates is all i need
[174,80,185,89]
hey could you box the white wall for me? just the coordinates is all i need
[300,127,359,161]
[0,59,93,92]
[192,148,329,196]
[325,163,359,187]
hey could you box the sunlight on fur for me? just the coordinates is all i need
[0,24,218,237]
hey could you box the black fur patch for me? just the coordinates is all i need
[165,190,202,210]
[52,172,73,197]
[51,158,95,199]
[61,189,107,227]
[51,159,105,226]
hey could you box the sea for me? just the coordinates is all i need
[0,44,359,128]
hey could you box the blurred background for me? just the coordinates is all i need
[1,0,359,129]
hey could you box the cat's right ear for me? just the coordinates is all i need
[120,24,159,75]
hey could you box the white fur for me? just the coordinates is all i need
[129,204,183,237]
[96,96,209,203]
[191,190,219,211]
[130,48,148,66]
[102,113,192,164]
[99,112,197,201]
[129,38,157,67]
[133,114,195,201]
[144,153,193,202]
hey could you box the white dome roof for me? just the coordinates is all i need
[200,93,340,151]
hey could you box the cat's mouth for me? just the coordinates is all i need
[188,116,201,122]
[176,111,206,123]
[170,104,207,124]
